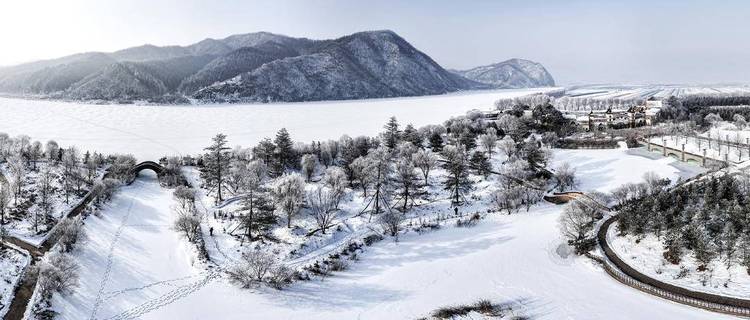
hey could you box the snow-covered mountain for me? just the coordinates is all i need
[194,30,485,102]
[451,58,555,88]
[0,31,549,103]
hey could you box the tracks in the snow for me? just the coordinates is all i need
[88,186,140,320]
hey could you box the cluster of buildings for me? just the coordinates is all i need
[565,98,662,132]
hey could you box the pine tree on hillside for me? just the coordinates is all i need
[203,133,231,203]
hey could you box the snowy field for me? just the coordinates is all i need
[565,84,750,100]
[46,147,731,319]
[0,246,28,318]
[0,89,549,161]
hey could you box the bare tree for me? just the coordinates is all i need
[491,184,524,214]
[7,155,25,205]
[173,209,201,243]
[37,251,79,297]
[379,210,404,238]
[497,136,517,160]
[558,199,596,251]
[173,186,196,212]
[411,149,438,185]
[394,157,419,211]
[307,187,337,234]
[228,250,278,287]
[555,162,577,192]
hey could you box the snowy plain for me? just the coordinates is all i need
[47,147,733,319]
[0,88,550,161]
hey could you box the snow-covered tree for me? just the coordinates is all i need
[29,141,42,170]
[441,145,471,205]
[272,173,305,228]
[7,155,25,205]
[412,149,438,185]
[322,166,348,209]
[497,136,517,160]
[379,210,404,238]
[0,184,9,225]
[173,186,196,212]
[382,116,401,150]
[301,154,318,182]
[555,162,577,192]
[478,129,498,159]
[173,209,201,243]
[363,146,394,218]
[558,199,594,251]
[274,128,296,174]
[307,187,337,234]
[202,133,231,203]
[45,140,59,163]
[37,251,79,297]
[393,157,420,211]
[491,184,524,214]
[61,147,79,204]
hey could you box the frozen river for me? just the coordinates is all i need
[0,88,547,160]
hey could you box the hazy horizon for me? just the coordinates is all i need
[2,0,750,85]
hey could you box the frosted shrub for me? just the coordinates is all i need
[37,252,79,298]
[229,250,278,288]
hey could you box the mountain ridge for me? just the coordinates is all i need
[0,31,553,104]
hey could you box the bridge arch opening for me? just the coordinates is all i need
[127,161,166,184]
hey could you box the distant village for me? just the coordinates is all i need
[564,98,663,131]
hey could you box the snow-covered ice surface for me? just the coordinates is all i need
[0,89,549,161]
[0,246,28,318]
[551,145,707,193]
[48,148,733,319]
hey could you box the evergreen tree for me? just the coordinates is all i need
[274,128,295,174]
[459,129,477,150]
[239,187,275,240]
[428,132,444,152]
[382,116,401,149]
[469,151,492,177]
[441,145,471,205]
[203,133,231,203]
[402,123,422,148]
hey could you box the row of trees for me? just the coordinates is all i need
[0,133,112,233]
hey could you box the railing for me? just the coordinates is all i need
[597,216,750,316]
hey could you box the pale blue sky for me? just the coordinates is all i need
[2,0,749,84]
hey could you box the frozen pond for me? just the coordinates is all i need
[0,88,547,160]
